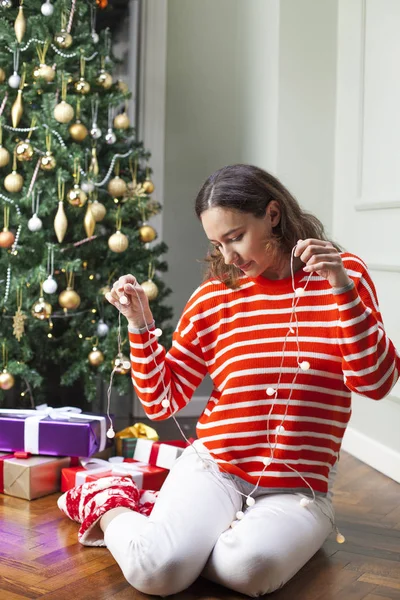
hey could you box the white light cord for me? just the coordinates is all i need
[108,247,344,540]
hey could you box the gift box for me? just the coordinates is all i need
[61,457,168,492]
[115,422,159,456]
[0,406,112,458]
[121,437,139,458]
[132,439,189,469]
[0,452,72,500]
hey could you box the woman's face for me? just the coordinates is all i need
[200,203,282,278]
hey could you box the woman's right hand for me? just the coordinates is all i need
[106,274,154,328]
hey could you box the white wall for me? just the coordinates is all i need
[333,0,400,481]
[138,0,400,479]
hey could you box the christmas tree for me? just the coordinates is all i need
[0,0,173,408]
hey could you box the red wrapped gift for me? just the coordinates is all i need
[0,451,72,500]
[133,439,189,469]
[61,457,168,492]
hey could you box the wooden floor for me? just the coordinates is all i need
[0,451,399,600]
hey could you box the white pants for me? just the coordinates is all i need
[104,442,334,597]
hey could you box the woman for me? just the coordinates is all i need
[58,164,400,597]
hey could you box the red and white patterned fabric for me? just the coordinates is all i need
[57,475,158,546]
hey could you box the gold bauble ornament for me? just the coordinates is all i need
[4,170,23,193]
[54,100,74,124]
[141,279,159,301]
[107,176,127,197]
[15,139,33,161]
[142,178,155,194]
[0,228,15,248]
[83,202,95,237]
[112,353,131,375]
[54,201,68,243]
[0,146,10,168]
[40,151,56,171]
[31,296,52,320]
[117,80,129,94]
[99,285,111,296]
[14,5,26,43]
[97,69,113,89]
[74,77,90,94]
[66,184,87,208]
[113,112,130,130]
[108,230,129,253]
[54,29,72,48]
[11,89,23,128]
[88,347,104,366]
[0,369,15,390]
[33,64,55,82]
[69,121,88,142]
[139,224,157,243]
[0,68,5,84]
[59,287,81,310]
[90,200,106,222]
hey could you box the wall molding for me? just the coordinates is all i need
[341,425,400,484]
[367,263,400,273]
[355,201,400,211]
[136,0,168,240]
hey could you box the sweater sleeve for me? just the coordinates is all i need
[335,257,400,400]
[128,296,208,421]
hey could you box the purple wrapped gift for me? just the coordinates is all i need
[0,406,112,457]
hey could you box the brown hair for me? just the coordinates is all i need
[195,164,338,288]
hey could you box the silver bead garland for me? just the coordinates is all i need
[7,39,99,62]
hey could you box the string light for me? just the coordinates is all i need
[108,245,344,541]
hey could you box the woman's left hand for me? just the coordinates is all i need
[294,239,352,289]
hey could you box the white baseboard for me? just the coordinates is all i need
[341,426,400,484]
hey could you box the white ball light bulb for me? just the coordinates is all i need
[275,425,285,434]
[41,0,54,15]
[97,320,109,337]
[106,427,115,439]
[119,295,129,305]
[152,328,163,337]
[266,387,276,397]
[246,496,255,507]
[300,360,310,371]
[263,457,272,467]
[336,533,345,544]
[9,72,21,88]
[105,130,117,145]
[42,276,58,295]
[295,287,305,297]
[91,31,99,44]
[28,214,43,232]
[300,497,311,507]
[161,399,170,408]
[236,511,244,520]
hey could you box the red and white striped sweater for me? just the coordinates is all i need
[129,253,400,494]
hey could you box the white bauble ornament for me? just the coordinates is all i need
[8,72,21,89]
[97,320,109,337]
[90,125,102,139]
[28,214,42,232]
[81,180,95,194]
[41,0,54,15]
[105,129,116,145]
[43,275,58,294]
